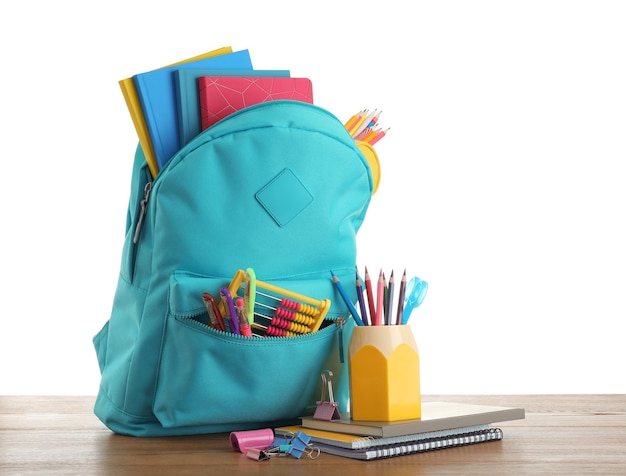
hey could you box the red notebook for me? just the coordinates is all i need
[199,76,314,130]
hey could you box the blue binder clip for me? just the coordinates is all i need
[285,431,313,459]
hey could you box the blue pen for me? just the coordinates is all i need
[330,271,365,326]
[220,287,240,335]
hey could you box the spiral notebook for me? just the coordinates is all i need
[199,76,313,130]
[275,423,493,450]
[316,428,504,460]
[275,425,504,460]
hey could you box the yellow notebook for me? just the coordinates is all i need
[118,46,233,178]
[275,423,495,450]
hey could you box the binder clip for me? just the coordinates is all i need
[313,370,341,421]
[286,431,309,459]
[245,447,272,461]
[250,431,319,461]
[282,431,319,459]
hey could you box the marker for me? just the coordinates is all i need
[220,287,239,334]
[202,292,226,332]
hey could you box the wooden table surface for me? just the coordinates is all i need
[1,395,625,475]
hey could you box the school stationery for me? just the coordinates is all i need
[356,267,427,326]
[93,100,376,436]
[313,370,341,421]
[201,292,226,332]
[275,423,494,450]
[254,430,317,460]
[363,266,376,321]
[385,270,395,324]
[301,427,503,460]
[368,128,389,146]
[330,271,364,327]
[395,269,407,325]
[344,108,389,146]
[375,269,384,325]
[175,69,291,147]
[199,76,313,130]
[402,276,428,324]
[230,428,275,453]
[355,271,370,326]
[301,402,525,438]
[133,49,253,170]
[348,325,421,421]
[119,46,234,178]
[217,268,331,336]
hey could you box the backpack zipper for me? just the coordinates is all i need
[133,181,152,244]
[335,317,345,363]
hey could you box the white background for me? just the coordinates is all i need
[1,1,624,395]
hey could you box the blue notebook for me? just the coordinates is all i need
[133,49,253,170]
[175,69,290,147]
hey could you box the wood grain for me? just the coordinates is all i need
[1,395,625,475]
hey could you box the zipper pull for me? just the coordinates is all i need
[133,181,152,244]
[335,317,345,363]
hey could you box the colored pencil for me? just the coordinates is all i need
[364,266,376,322]
[385,270,395,326]
[344,109,365,131]
[395,269,407,325]
[331,271,364,326]
[375,269,384,326]
[347,110,369,136]
[367,127,389,146]
[351,109,378,138]
[355,270,370,326]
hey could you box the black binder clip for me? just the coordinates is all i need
[313,370,341,421]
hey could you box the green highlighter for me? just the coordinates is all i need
[244,268,257,324]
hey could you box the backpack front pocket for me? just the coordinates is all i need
[153,271,353,431]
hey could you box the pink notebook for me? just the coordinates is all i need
[199,76,314,130]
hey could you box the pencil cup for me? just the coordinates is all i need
[348,325,421,421]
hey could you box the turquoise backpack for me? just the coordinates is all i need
[93,100,374,436]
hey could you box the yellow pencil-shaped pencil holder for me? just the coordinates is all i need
[348,325,421,421]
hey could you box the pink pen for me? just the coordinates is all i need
[236,298,252,337]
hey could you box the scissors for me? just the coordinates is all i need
[402,277,428,324]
